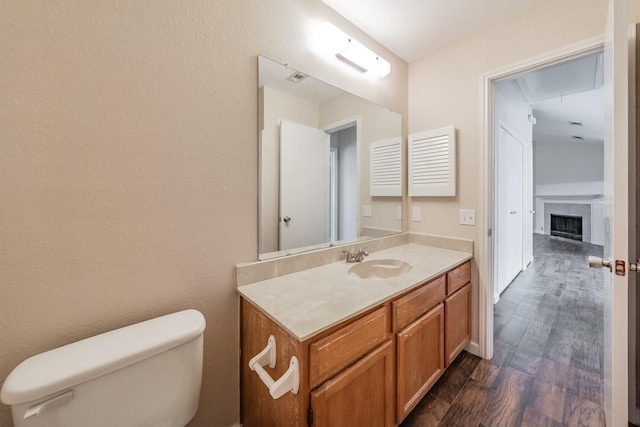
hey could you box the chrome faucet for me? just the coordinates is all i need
[343,247,369,263]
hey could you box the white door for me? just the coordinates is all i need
[279,120,330,251]
[496,124,524,297]
[595,0,631,424]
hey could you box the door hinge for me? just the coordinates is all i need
[488,228,492,237]
[307,405,313,426]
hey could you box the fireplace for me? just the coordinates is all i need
[550,214,583,241]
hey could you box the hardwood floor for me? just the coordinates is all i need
[400,234,605,427]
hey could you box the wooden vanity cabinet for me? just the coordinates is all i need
[240,259,472,427]
[444,261,472,367]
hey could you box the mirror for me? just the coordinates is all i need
[258,56,403,260]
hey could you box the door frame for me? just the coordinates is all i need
[321,116,361,241]
[630,22,639,425]
[478,35,605,360]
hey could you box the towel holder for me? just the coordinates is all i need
[248,335,299,399]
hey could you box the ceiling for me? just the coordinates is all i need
[495,52,604,145]
[531,89,604,145]
[321,0,546,62]
[259,56,344,103]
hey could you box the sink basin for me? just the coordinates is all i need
[349,259,412,279]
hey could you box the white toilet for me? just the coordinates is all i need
[1,309,206,427]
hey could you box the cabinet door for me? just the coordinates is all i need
[310,340,394,427]
[444,283,471,367]
[396,303,445,423]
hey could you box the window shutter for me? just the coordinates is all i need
[370,137,402,197]
[409,126,456,197]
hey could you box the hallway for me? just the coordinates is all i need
[401,234,605,426]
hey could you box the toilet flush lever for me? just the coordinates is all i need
[24,390,73,419]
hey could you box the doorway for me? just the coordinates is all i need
[481,17,637,425]
[488,48,608,421]
[480,37,606,360]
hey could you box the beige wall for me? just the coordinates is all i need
[0,1,408,426]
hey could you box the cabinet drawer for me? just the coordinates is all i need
[392,275,445,333]
[309,307,388,389]
[447,261,471,295]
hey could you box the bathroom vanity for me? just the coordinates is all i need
[238,240,472,427]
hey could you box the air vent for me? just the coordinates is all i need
[572,135,584,140]
[409,126,456,197]
[569,121,584,127]
[370,137,402,197]
[286,72,308,83]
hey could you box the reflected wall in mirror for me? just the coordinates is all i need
[258,56,403,260]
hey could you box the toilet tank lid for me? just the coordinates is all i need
[1,309,206,405]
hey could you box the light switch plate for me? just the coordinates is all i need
[362,205,372,217]
[397,206,402,221]
[459,209,476,225]
[412,207,421,222]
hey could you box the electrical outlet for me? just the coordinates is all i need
[397,206,402,221]
[459,209,476,225]
[362,205,372,217]
[412,207,421,222]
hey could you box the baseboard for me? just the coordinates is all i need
[465,340,481,357]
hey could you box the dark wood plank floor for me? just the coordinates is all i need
[401,234,605,427]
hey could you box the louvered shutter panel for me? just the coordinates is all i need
[370,137,402,196]
[409,126,456,196]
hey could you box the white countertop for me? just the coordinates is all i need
[237,243,472,341]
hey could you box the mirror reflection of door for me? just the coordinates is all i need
[278,120,359,251]
[279,120,330,251]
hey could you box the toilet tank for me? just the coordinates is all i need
[1,309,206,427]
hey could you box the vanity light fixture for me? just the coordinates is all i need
[323,22,391,78]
